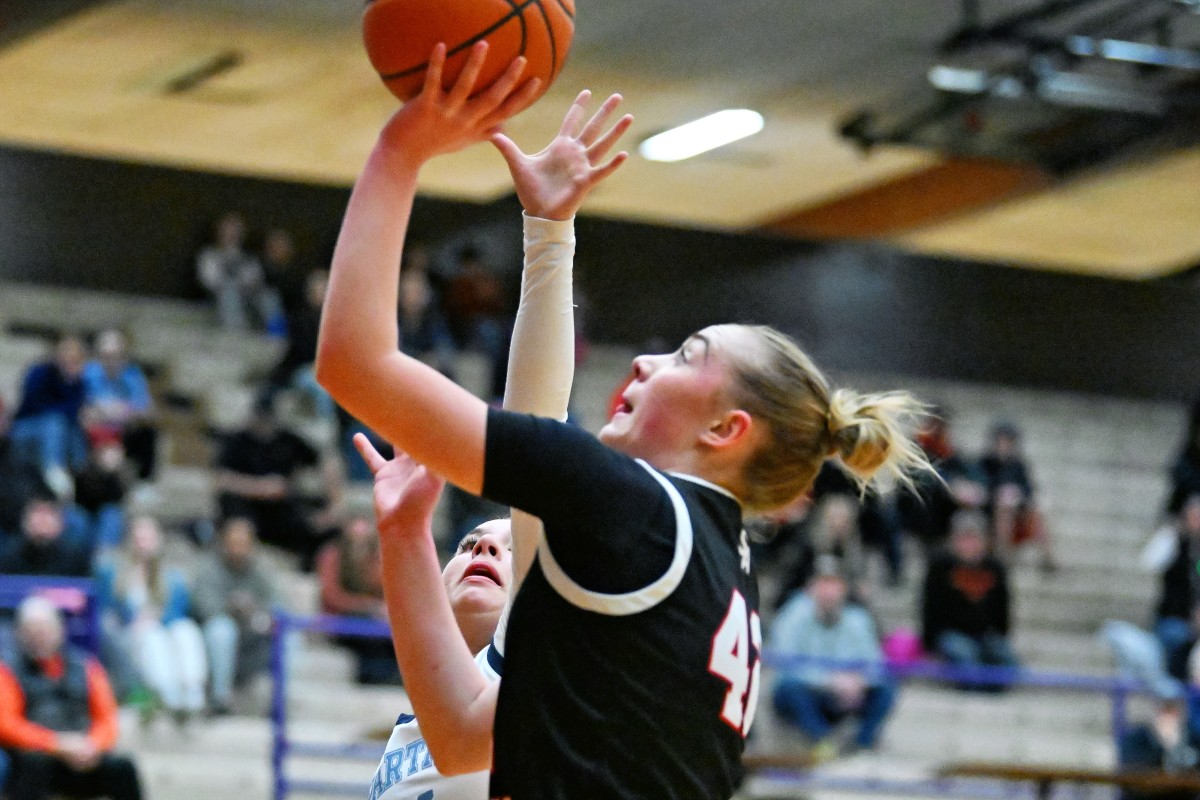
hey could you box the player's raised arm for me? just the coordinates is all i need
[497,91,633,593]
[315,42,539,494]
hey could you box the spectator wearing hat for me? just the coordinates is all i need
[0,596,143,800]
[980,421,1057,572]
[922,511,1019,679]
[770,556,896,758]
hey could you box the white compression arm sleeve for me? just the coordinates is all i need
[493,213,577,656]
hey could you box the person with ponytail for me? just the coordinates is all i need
[317,41,932,800]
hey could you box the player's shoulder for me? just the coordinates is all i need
[473,642,503,682]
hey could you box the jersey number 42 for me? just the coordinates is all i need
[708,589,761,736]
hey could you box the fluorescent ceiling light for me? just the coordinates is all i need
[639,109,764,162]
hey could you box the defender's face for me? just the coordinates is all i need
[443,520,513,618]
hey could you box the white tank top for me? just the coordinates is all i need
[367,646,502,800]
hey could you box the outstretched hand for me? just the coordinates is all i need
[354,433,445,537]
[378,41,543,167]
[491,91,634,221]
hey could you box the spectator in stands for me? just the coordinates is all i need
[921,511,1018,680]
[260,227,308,320]
[1118,687,1200,800]
[897,409,988,554]
[0,495,90,578]
[215,395,326,568]
[980,421,1057,572]
[812,462,903,587]
[1147,495,1200,665]
[1168,407,1200,515]
[771,556,896,758]
[8,334,89,496]
[315,514,399,685]
[443,242,509,401]
[774,495,869,608]
[0,596,143,800]
[80,329,157,480]
[100,517,207,725]
[191,517,282,715]
[267,269,336,422]
[195,212,282,333]
[398,268,457,378]
[0,431,52,538]
[72,442,130,555]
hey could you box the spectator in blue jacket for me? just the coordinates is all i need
[99,517,207,724]
[8,335,89,494]
[81,329,158,480]
[771,556,896,758]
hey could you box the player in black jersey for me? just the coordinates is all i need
[317,42,932,800]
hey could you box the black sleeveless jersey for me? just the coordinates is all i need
[482,409,761,800]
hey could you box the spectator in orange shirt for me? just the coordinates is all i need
[0,596,143,800]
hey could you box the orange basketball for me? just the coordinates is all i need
[363,0,576,103]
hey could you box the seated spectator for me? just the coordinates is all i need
[771,557,896,758]
[398,268,456,377]
[980,421,1057,572]
[897,409,987,554]
[1118,689,1200,800]
[315,514,398,685]
[0,596,143,800]
[80,329,157,480]
[1145,496,1200,666]
[921,511,1018,681]
[195,212,282,333]
[443,243,510,401]
[0,495,90,578]
[775,495,869,608]
[0,433,52,538]
[267,269,335,422]
[191,518,282,715]
[8,334,89,495]
[1168,408,1200,515]
[812,462,903,587]
[215,396,326,568]
[100,517,207,725]
[72,442,131,555]
[260,227,308,321]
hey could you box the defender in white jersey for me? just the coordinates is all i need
[362,87,634,800]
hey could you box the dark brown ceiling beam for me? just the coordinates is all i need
[763,157,1053,240]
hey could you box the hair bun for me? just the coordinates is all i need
[825,388,926,487]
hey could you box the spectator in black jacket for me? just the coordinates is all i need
[1152,496,1200,666]
[0,495,90,579]
[267,270,335,423]
[1169,409,1200,515]
[922,511,1018,678]
[897,409,987,555]
[980,421,1057,572]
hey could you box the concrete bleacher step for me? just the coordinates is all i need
[287,681,409,728]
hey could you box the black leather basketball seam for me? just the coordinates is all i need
[501,0,529,60]
[380,0,541,81]
[553,0,574,20]
[527,0,559,77]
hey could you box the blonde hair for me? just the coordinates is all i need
[728,326,932,512]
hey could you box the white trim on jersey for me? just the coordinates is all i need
[536,459,693,616]
[668,471,742,506]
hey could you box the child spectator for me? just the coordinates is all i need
[921,511,1018,680]
[80,329,157,480]
[8,334,89,495]
[191,518,282,715]
[0,597,143,800]
[980,421,1057,572]
[100,517,207,725]
[315,514,399,685]
[771,556,896,758]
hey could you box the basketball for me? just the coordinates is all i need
[363,0,576,103]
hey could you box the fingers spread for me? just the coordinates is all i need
[589,151,630,184]
[578,93,623,147]
[558,90,592,138]
[586,113,634,163]
[482,77,542,129]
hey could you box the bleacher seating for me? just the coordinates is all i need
[0,279,1187,800]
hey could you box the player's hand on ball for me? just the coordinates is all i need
[378,41,542,166]
[354,433,445,535]
[491,91,634,221]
